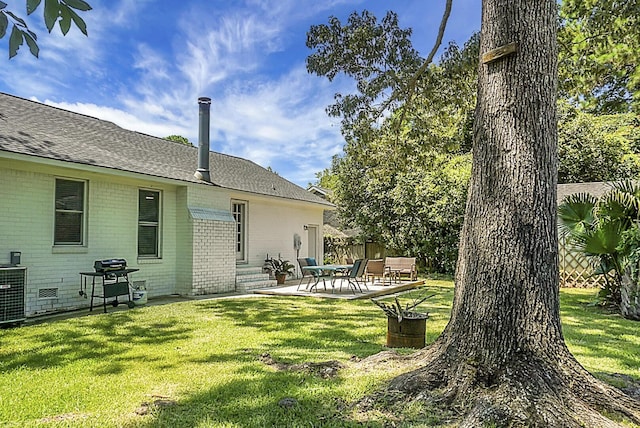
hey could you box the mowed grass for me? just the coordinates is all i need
[0,279,637,427]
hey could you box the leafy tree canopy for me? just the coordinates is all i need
[312,162,340,194]
[307,10,423,142]
[0,0,91,58]
[164,135,193,146]
[558,101,640,183]
[308,17,477,272]
[309,4,640,271]
[558,0,640,113]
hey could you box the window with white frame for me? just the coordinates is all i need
[232,201,247,261]
[138,189,161,258]
[54,178,86,245]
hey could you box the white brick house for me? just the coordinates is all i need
[0,93,332,317]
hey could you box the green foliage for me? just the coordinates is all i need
[164,134,193,146]
[334,139,471,273]
[558,0,640,113]
[559,180,640,313]
[306,10,422,141]
[407,33,478,154]
[618,226,640,319]
[558,102,640,183]
[557,193,597,235]
[311,162,339,196]
[265,256,295,275]
[0,0,91,58]
[308,7,639,275]
[308,20,477,273]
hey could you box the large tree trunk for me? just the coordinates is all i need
[379,1,640,426]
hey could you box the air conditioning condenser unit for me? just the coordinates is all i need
[0,267,26,324]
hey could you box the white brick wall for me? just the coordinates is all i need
[190,218,236,295]
[0,161,182,316]
[0,158,327,316]
[175,187,193,294]
[233,193,325,268]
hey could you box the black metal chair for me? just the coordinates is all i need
[297,257,327,291]
[341,258,369,293]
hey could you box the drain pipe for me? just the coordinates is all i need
[194,96,211,182]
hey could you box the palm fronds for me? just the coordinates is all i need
[558,181,640,311]
[558,192,597,237]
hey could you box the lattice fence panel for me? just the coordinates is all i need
[558,237,606,288]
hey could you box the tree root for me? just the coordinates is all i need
[357,343,640,427]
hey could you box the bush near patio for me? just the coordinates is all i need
[0,280,638,427]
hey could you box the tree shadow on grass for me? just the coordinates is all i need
[194,297,387,359]
[132,360,369,428]
[0,310,192,372]
[560,289,640,378]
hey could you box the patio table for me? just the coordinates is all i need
[301,264,352,292]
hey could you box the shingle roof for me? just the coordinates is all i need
[0,92,332,207]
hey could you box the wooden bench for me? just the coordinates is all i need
[384,257,417,281]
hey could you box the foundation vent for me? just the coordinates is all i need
[38,288,59,299]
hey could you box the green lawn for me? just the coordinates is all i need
[0,279,638,427]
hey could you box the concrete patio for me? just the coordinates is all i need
[253,277,426,300]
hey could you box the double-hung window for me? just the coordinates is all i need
[54,179,86,245]
[138,189,161,258]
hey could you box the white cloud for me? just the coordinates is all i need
[109,0,155,27]
[41,99,191,139]
[1,0,368,186]
[210,65,347,178]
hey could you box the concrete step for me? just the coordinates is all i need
[236,272,272,283]
[236,279,278,293]
[236,266,277,293]
[236,266,265,276]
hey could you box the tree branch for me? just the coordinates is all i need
[413,0,453,87]
[390,0,453,139]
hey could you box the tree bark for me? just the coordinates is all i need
[450,0,562,373]
[379,1,640,426]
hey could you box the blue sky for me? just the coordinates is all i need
[0,0,481,187]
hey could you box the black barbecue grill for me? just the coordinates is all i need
[94,258,128,273]
[79,259,139,313]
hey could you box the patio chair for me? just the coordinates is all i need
[297,257,327,291]
[340,258,369,293]
[365,259,391,286]
[297,257,312,288]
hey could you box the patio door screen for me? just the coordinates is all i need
[232,201,247,262]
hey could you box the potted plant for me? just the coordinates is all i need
[265,256,295,284]
[372,290,434,349]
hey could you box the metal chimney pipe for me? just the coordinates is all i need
[194,96,211,182]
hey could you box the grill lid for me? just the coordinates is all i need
[94,259,127,272]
